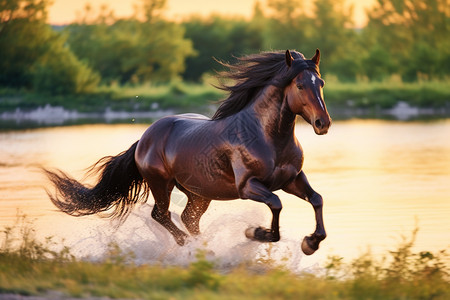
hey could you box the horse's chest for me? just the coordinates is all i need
[260,143,303,190]
[266,163,300,190]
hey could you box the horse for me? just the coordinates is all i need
[45,49,332,255]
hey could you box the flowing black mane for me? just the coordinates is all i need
[212,50,306,120]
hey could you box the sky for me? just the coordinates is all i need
[48,0,376,27]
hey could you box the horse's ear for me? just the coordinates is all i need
[285,50,293,67]
[311,48,320,65]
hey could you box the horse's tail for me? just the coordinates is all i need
[44,141,149,222]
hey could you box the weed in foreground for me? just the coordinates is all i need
[323,227,449,299]
[0,214,449,299]
[1,212,73,262]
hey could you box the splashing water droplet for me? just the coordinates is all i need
[60,203,310,273]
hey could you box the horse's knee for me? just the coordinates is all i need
[309,193,323,209]
[267,194,282,211]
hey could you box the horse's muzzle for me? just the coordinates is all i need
[313,116,331,135]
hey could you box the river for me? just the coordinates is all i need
[1,119,449,271]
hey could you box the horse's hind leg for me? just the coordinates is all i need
[148,179,188,246]
[180,191,211,236]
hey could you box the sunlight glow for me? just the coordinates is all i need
[48,0,376,27]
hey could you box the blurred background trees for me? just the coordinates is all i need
[363,0,449,82]
[0,0,449,95]
[181,16,264,81]
[65,1,194,85]
[0,0,99,94]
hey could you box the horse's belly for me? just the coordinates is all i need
[176,174,239,200]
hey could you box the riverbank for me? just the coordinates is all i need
[1,81,449,128]
[0,216,449,299]
[1,101,449,130]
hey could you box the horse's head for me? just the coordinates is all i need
[284,49,331,135]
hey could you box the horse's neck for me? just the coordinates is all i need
[249,85,296,140]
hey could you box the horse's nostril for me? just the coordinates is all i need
[315,119,323,129]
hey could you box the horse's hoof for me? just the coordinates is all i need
[175,233,189,246]
[246,227,279,242]
[301,236,316,255]
[245,227,257,239]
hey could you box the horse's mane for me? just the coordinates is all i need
[212,50,305,120]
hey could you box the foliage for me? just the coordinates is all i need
[324,228,450,299]
[363,0,450,81]
[186,251,221,289]
[32,33,100,94]
[0,0,52,88]
[0,81,225,113]
[0,212,73,262]
[0,0,100,94]
[64,1,195,85]
[0,215,449,299]
[323,80,450,109]
[263,0,360,81]
[0,0,449,103]
[1,80,449,116]
[181,16,264,82]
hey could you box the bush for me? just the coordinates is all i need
[32,35,100,95]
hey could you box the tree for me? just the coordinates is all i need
[310,0,360,81]
[0,0,99,93]
[65,0,195,85]
[182,16,263,82]
[264,0,314,51]
[364,0,450,81]
[0,0,53,87]
[32,34,100,94]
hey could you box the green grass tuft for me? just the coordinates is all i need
[1,80,449,116]
[1,213,449,299]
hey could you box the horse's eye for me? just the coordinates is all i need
[297,84,304,90]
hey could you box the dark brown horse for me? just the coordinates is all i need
[45,49,331,255]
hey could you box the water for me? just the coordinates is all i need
[1,120,449,271]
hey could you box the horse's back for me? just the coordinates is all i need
[138,113,210,145]
[175,113,210,120]
[135,113,212,177]
[135,113,240,198]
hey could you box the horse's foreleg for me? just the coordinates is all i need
[301,192,326,255]
[181,192,211,235]
[240,177,282,242]
[283,170,326,255]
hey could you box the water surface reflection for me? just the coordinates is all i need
[0,120,449,266]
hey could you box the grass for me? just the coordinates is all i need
[0,81,225,114]
[1,79,449,115]
[324,79,450,109]
[1,214,449,299]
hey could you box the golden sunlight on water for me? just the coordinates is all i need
[287,119,450,263]
[0,120,449,266]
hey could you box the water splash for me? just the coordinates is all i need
[62,203,308,273]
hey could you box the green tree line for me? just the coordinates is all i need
[1,0,449,95]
